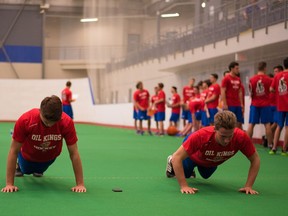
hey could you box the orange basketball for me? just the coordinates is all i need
[166,126,178,136]
[147,108,156,117]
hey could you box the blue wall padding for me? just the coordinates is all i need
[0,45,42,63]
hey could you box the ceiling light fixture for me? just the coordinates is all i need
[80,18,98,22]
[161,13,179,18]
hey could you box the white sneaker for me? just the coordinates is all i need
[166,155,175,178]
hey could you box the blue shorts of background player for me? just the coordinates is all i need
[187,111,192,123]
[170,113,180,124]
[63,105,73,119]
[201,110,210,127]
[17,152,55,175]
[181,134,217,178]
[228,106,243,123]
[276,111,288,128]
[195,111,202,121]
[133,110,138,120]
[270,106,277,123]
[156,111,165,121]
[181,109,190,120]
[208,108,218,124]
[137,110,150,120]
[154,113,159,122]
[249,105,272,124]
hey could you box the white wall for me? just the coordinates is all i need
[0,78,94,122]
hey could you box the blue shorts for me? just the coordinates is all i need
[182,109,190,120]
[228,106,244,123]
[155,111,165,121]
[276,111,288,128]
[201,111,210,127]
[153,113,158,122]
[18,152,56,174]
[63,105,73,119]
[182,157,218,179]
[249,105,272,124]
[270,106,277,123]
[137,110,150,120]
[182,134,217,178]
[133,110,138,120]
[208,108,218,124]
[195,111,202,121]
[170,113,180,123]
[187,111,192,123]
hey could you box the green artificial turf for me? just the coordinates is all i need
[0,122,287,216]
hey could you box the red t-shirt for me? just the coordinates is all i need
[156,90,166,112]
[133,89,150,110]
[151,95,158,113]
[207,83,221,109]
[171,93,181,114]
[13,109,78,162]
[61,87,72,105]
[182,126,256,167]
[271,70,288,111]
[189,96,203,113]
[200,90,209,110]
[151,95,158,104]
[221,74,242,106]
[241,84,245,106]
[269,92,276,106]
[200,89,209,101]
[249,74,272,107]
[182,86,194,103]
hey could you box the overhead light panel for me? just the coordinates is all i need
[161,13,179,18]
[80,18,98,22]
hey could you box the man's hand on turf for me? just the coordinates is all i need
[1,185,19,193]
[180,186,198,194]
[71,185,87,193]
[238,187,259,195]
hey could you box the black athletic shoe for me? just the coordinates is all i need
[15,163,23,177]
[262,135,268,148]
[166,155,175,178]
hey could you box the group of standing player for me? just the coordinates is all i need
[132,67,222,137]
[246,59,288,156]
[133,81,167,136]
[133,58,288,155]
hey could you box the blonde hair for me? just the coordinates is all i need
[214,111,237,130]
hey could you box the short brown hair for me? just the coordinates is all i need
[158,83,164,89]
[214,111,237,130]
[228,61,239,71]
[258,61,267,71]
[136,81,142,89]
[211,73,218,80]
[40,95,62,122]
[66,81,72,87]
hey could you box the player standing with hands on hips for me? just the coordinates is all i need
[1,95,86,193]
[166,111,260,195]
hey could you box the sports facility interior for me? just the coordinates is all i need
[0,0,287,215]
